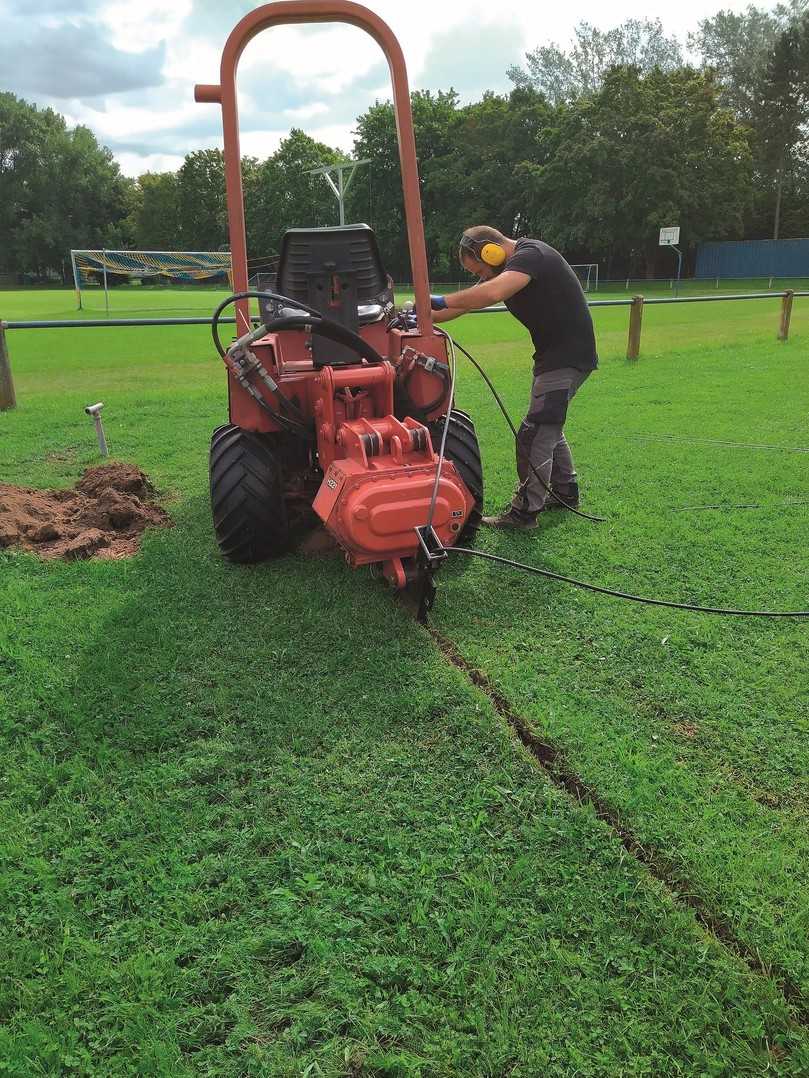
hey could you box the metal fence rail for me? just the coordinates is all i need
[1,290,805,411]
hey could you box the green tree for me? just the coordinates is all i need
[508,19,684,106]
[521,67,753,277]
[176,149,228,250]
[689,1,804,118]
[691,3,808,238]
[248,129,340,259]
[351,90,463,281]
[750,15,809,238]
[0,92,130,278]
[128,172,179,249]
[424,88,554,277]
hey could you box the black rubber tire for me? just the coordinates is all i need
[209,424,289,563]
[428,410,483,542]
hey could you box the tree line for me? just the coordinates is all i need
[2,6,807,283]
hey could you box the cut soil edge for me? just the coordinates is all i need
[0,462,172,561]
[428,626,809,1032]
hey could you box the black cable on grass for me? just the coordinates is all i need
[671,500,809,512]
[447,546,809,618]
[632,434,809,455]
[449,337,606,523]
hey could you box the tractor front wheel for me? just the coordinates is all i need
[209,424,289,563]
[428,410,483,542]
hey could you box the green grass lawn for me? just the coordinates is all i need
[1,289,808,1075]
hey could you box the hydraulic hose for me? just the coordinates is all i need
[210,291,386,438]
[211,291,385,366]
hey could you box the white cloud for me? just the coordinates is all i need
[116,151,186,176]
[0,0,783,175]
[283,103,330,121]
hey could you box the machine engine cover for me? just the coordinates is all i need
[313,459,472,564]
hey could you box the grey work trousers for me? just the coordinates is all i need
[511,366,592,517]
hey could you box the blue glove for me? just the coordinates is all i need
[430,294,447,310]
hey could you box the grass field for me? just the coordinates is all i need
[1,288,808,1075]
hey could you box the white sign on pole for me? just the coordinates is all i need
[659,226,680,246]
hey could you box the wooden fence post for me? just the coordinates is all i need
[0,322,16,410]
[778,290,794,341]
[627,295,644,360]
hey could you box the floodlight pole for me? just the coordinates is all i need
[307,159,371,226]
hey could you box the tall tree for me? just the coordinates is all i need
[176,149,228,250]
[508,19,684,106]
[424,88,554,277]
[128,172,180,249]
[248,129,340,259]
[351,90,463,280]
[0,93,130,278]
[692,4,809,237]
[520,67,753,277]
[750,15,809,238]
[689,1,804,117]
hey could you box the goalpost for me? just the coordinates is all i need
[570,263,599,292]
[70,249,233,312]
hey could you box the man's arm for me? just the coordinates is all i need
[433,270,531,315]
[431,306,464,323]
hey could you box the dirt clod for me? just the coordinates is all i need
[0,463,171,561]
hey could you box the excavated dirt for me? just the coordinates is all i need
[0,463,171,561]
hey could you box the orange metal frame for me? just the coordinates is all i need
[194,0,434,338]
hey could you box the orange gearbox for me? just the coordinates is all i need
[312,414,474,589]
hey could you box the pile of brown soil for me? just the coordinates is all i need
[0,463,171,560]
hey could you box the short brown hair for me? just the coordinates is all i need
[461,225,508,246]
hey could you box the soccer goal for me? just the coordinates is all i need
[570,263,599,292]
[70,249,233,313]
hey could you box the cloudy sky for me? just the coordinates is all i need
[2,0,778,177]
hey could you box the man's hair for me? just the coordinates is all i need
[461,225,509,247]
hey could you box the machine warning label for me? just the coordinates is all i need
[451,509,463,518]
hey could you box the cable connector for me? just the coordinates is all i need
[414,524,448,624]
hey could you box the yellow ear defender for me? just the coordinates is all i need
[478,242,506,267]
[459,234,507,268]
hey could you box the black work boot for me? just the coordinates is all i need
[481,507,539,530]
[542,481,580,511]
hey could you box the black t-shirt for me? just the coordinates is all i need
[502,238,598,374]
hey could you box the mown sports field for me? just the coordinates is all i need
[1,289,808,1075]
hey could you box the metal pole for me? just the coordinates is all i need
[70,250,82,310]
[102,249,109,317]
[307,160,370,227]
[669,245,683,298]
[627,295,644,360]
[778,290,794,341]
[0,322,16,410]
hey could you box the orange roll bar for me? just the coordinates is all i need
[195,1,434,337]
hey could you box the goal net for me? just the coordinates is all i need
[570,263,599,292]
[71,249,233,312]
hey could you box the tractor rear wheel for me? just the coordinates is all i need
[429,410,483,542]
[209,424,289,563]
